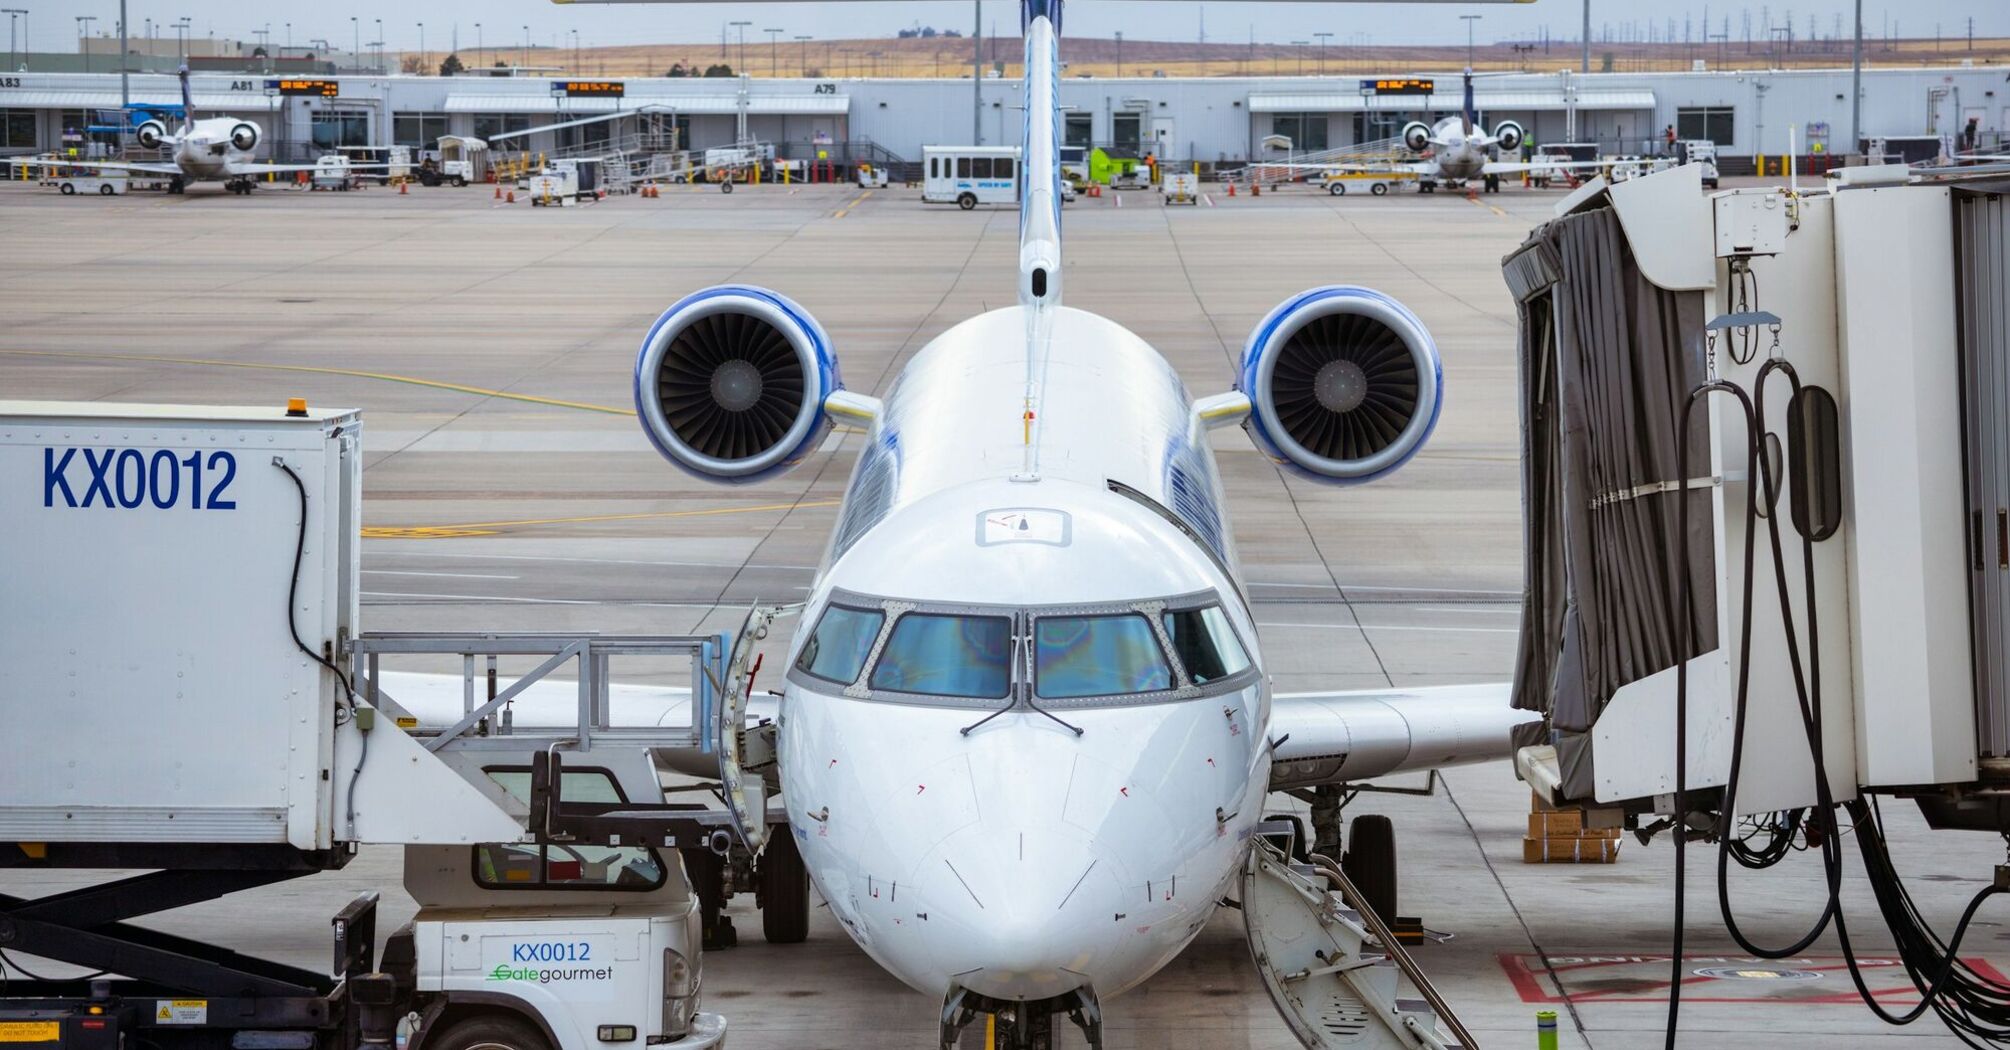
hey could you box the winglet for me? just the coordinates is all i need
[178,64,194,129]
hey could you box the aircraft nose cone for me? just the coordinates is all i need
[923,822,1126,1000]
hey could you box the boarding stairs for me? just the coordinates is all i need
[1222,137,1412,187]
[1242,824,1476,1049]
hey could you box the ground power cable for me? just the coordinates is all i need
[1661,354,2010,1047]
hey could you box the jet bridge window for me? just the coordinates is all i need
[868,612,1013,698]
[1162,605,1250,684]
[1034,613,1173,699]
[473,770,666,891]
[795,604,885,685]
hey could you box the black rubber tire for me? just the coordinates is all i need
[60,183,74,195]
[99,183,116,196]
[759,829,812,944]
[721,180,734,194]
[452,176,467,187]
[1370,182,1388,196]
[425,1015,551,1050]
[1328,182,1344,196]
[1342,813,1398,929]
[957,192,976,210]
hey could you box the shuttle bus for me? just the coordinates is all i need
[922,145,1020,209]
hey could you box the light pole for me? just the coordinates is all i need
[972,0,981,143]
[729,20,750,75]
[2,10,22,73]
[75,15,93,73]
[1849,0,1862,152]
[350,16,358,72]
[1581,0,1590,73]
[795,34,809,76]
[374,19,383,72]
[1114,30,1122,77]
[520,24,528,70]
[1291,39,1308,76]
[765,27,781,77]
[173,18,189,64]
[1313,30,1332,75]
[1460,14,1481,68]
[254,26,268,72]
[417,23,424,75]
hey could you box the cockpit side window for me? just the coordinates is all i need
[1162,604,1251,684]
[868,612,1013,698]
[795,604,885,685]
[1034,613,1173,699]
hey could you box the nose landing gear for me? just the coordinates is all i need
[939,985,1102,1050]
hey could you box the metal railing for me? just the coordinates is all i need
[1307,851,1479,1050]
[350,631,729,754]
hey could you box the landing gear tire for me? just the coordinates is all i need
[1342,813,1398,929]
[957,192,977,210]
[720,180,734,194]
[1484,173,1501,193]
[1328,181,1345,196]
[168,178,185,194]
[758,829,811,944]
[1370,181,1389,196]
[425,1016,552,1050]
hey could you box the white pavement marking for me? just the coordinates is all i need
[1258,621,1519,634]
[363,570,521,580]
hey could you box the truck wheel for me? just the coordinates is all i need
[1370,182,1388,196]
[99,183,116,196]
[956,192,976,210]
[721,181,734,194]
[1328,182,1345,196]
[1341,814,1398,929]
[427,1016,551,1050]
[759,830,812,944]
[60,183,75,195]
[452,176,467,188]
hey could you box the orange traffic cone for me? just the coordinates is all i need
[1227,181,1236,197]
[493,184,501,200]
[399,180,408,195]
[505,190,515,204]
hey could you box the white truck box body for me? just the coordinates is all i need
[0,401,360,848]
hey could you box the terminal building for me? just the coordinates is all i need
[1,62,2002,172]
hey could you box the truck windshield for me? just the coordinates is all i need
[794,604,885,685]
[1161,604,1251,684]
[867,612,1013,698]
[475,771,665,890]
[1034,613,1172,699]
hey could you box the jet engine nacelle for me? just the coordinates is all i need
[634,285,842,484]
[230,122,259,151]
[135,120,168,150]
[1401,121,1432,153]
[1493,121,1525,153]
[1237,286,1442,484]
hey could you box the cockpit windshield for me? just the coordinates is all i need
[1034,614,1172,698]
[867,613,1013,698]
[788,589,1255,707]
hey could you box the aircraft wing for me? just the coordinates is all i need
[1323,162,1435,176]
[1482,158,1654,175]
[8,157,183,176]
[1268,682,1536,791]
[223,160,392,175]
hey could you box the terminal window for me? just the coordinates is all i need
[1676,107,1735,145]
[1,109,34,149]
[392,112,450,150]
[311,110,370,149]
[1064,113,1092,148]
[1271,114,1330,153]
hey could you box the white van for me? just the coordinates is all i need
[923,145,1021,210]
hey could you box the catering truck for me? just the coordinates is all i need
[0,402,756,1050]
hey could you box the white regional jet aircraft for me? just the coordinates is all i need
[1329,69,1646,191]
[394,0,1537,1045]
[10,68,353,195]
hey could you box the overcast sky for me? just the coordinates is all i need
[29,0,2010,54]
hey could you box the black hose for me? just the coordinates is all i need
[272,459,370,833]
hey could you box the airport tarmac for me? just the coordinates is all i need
[2,175,2004,1048]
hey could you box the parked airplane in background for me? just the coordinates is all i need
[8,67,371,194]
[464,0,1539,1046]
[1333,68,1647,191]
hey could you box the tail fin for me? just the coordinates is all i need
[178,65,194,129]
[1461,68,1474,137]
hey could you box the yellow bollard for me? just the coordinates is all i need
[1756,154,1765,178]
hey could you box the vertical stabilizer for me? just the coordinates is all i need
[178,65,195,131]
[1460,68,1475,137]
